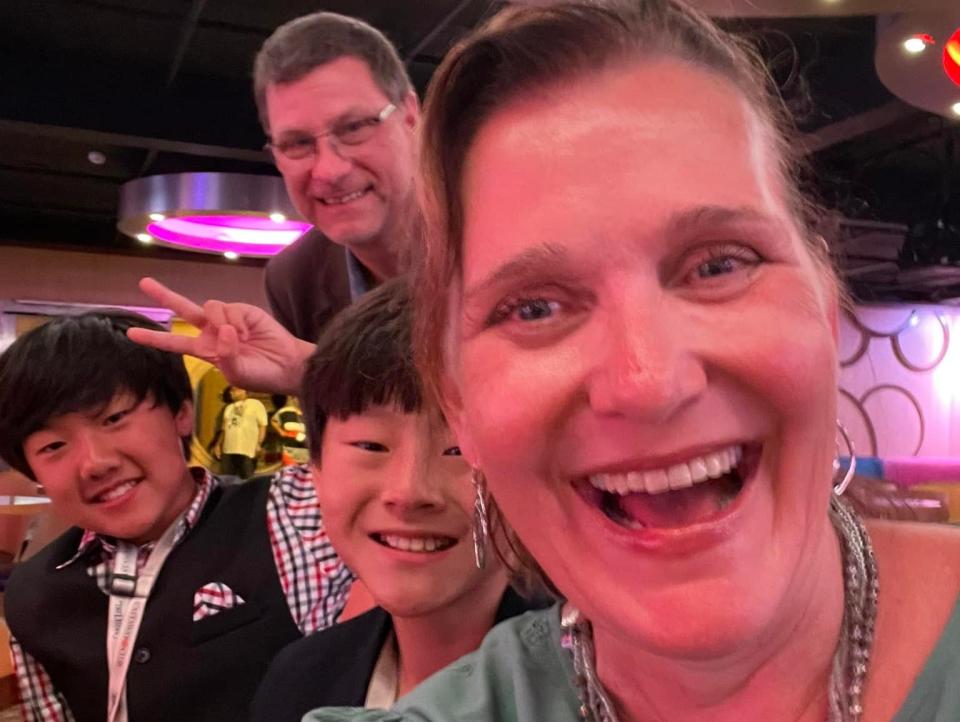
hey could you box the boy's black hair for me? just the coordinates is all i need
[302,277,422,462]
[0,310,193,479]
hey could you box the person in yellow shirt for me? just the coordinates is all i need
[215,387,267,479]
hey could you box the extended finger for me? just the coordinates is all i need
[127,327,206,358]
[139,277,207,327]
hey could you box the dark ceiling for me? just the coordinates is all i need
[1,0,958,296]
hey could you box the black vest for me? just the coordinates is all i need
[6,478,302,722]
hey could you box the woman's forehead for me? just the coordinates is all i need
[482,59,756,147]
[458,60,791,275]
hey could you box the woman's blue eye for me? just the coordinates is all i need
[687,246,761,284]
[442,446,462,456]
[696,256,740,278]
[516,299,557,321]
[487,297,561,327]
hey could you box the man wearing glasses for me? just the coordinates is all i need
[254,13,420,342]
[127,15,418,394]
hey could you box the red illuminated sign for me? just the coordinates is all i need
[945,28,960,87]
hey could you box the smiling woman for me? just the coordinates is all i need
[304,2,960,722]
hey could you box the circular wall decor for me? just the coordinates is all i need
[891,311,950,372]
[859,384,926,456]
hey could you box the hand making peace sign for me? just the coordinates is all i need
[127,277,315,396]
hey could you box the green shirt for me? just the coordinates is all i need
[306,601,960,722]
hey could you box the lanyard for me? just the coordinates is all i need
[105,515,183,722]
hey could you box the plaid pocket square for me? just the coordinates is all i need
[193,582,246,622]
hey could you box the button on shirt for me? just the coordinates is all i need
[10,465,353,722]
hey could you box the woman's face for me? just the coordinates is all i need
[449,60,839,657]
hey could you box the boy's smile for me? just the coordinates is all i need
[23,391,198,545]
[88,477,142,504]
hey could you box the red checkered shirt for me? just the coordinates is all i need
[9,465,353,722]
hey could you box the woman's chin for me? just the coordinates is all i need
[587,583,784,662]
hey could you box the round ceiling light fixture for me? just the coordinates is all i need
[904,34,934,54]
[118,172,310,258]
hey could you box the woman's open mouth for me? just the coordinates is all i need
[576,443,761,530]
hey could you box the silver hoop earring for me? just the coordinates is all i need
[471,467,490,569]
[833,421,856,496]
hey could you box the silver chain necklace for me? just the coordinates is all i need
[561,495,879,722]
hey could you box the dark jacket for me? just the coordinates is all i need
[250,588,536,722]
[264,228,353,343]
[5,479,302,722]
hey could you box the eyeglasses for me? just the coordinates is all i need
[265,103,397,162]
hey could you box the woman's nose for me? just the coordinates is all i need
[584,300,707,422]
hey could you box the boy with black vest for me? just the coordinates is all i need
[0,311,353,722]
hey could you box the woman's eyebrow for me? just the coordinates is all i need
[663,204,783,238]
[463,242,570,302]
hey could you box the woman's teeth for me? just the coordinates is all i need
[589,445,742,496]
[96,480,139,503]
[376,534,456,553]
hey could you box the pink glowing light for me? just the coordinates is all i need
[146,215,310,257]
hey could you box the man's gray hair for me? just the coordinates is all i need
[253,12,413,132]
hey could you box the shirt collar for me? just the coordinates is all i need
[57,467,219,570]
[364,628,398,708]
[345,250,374,301]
